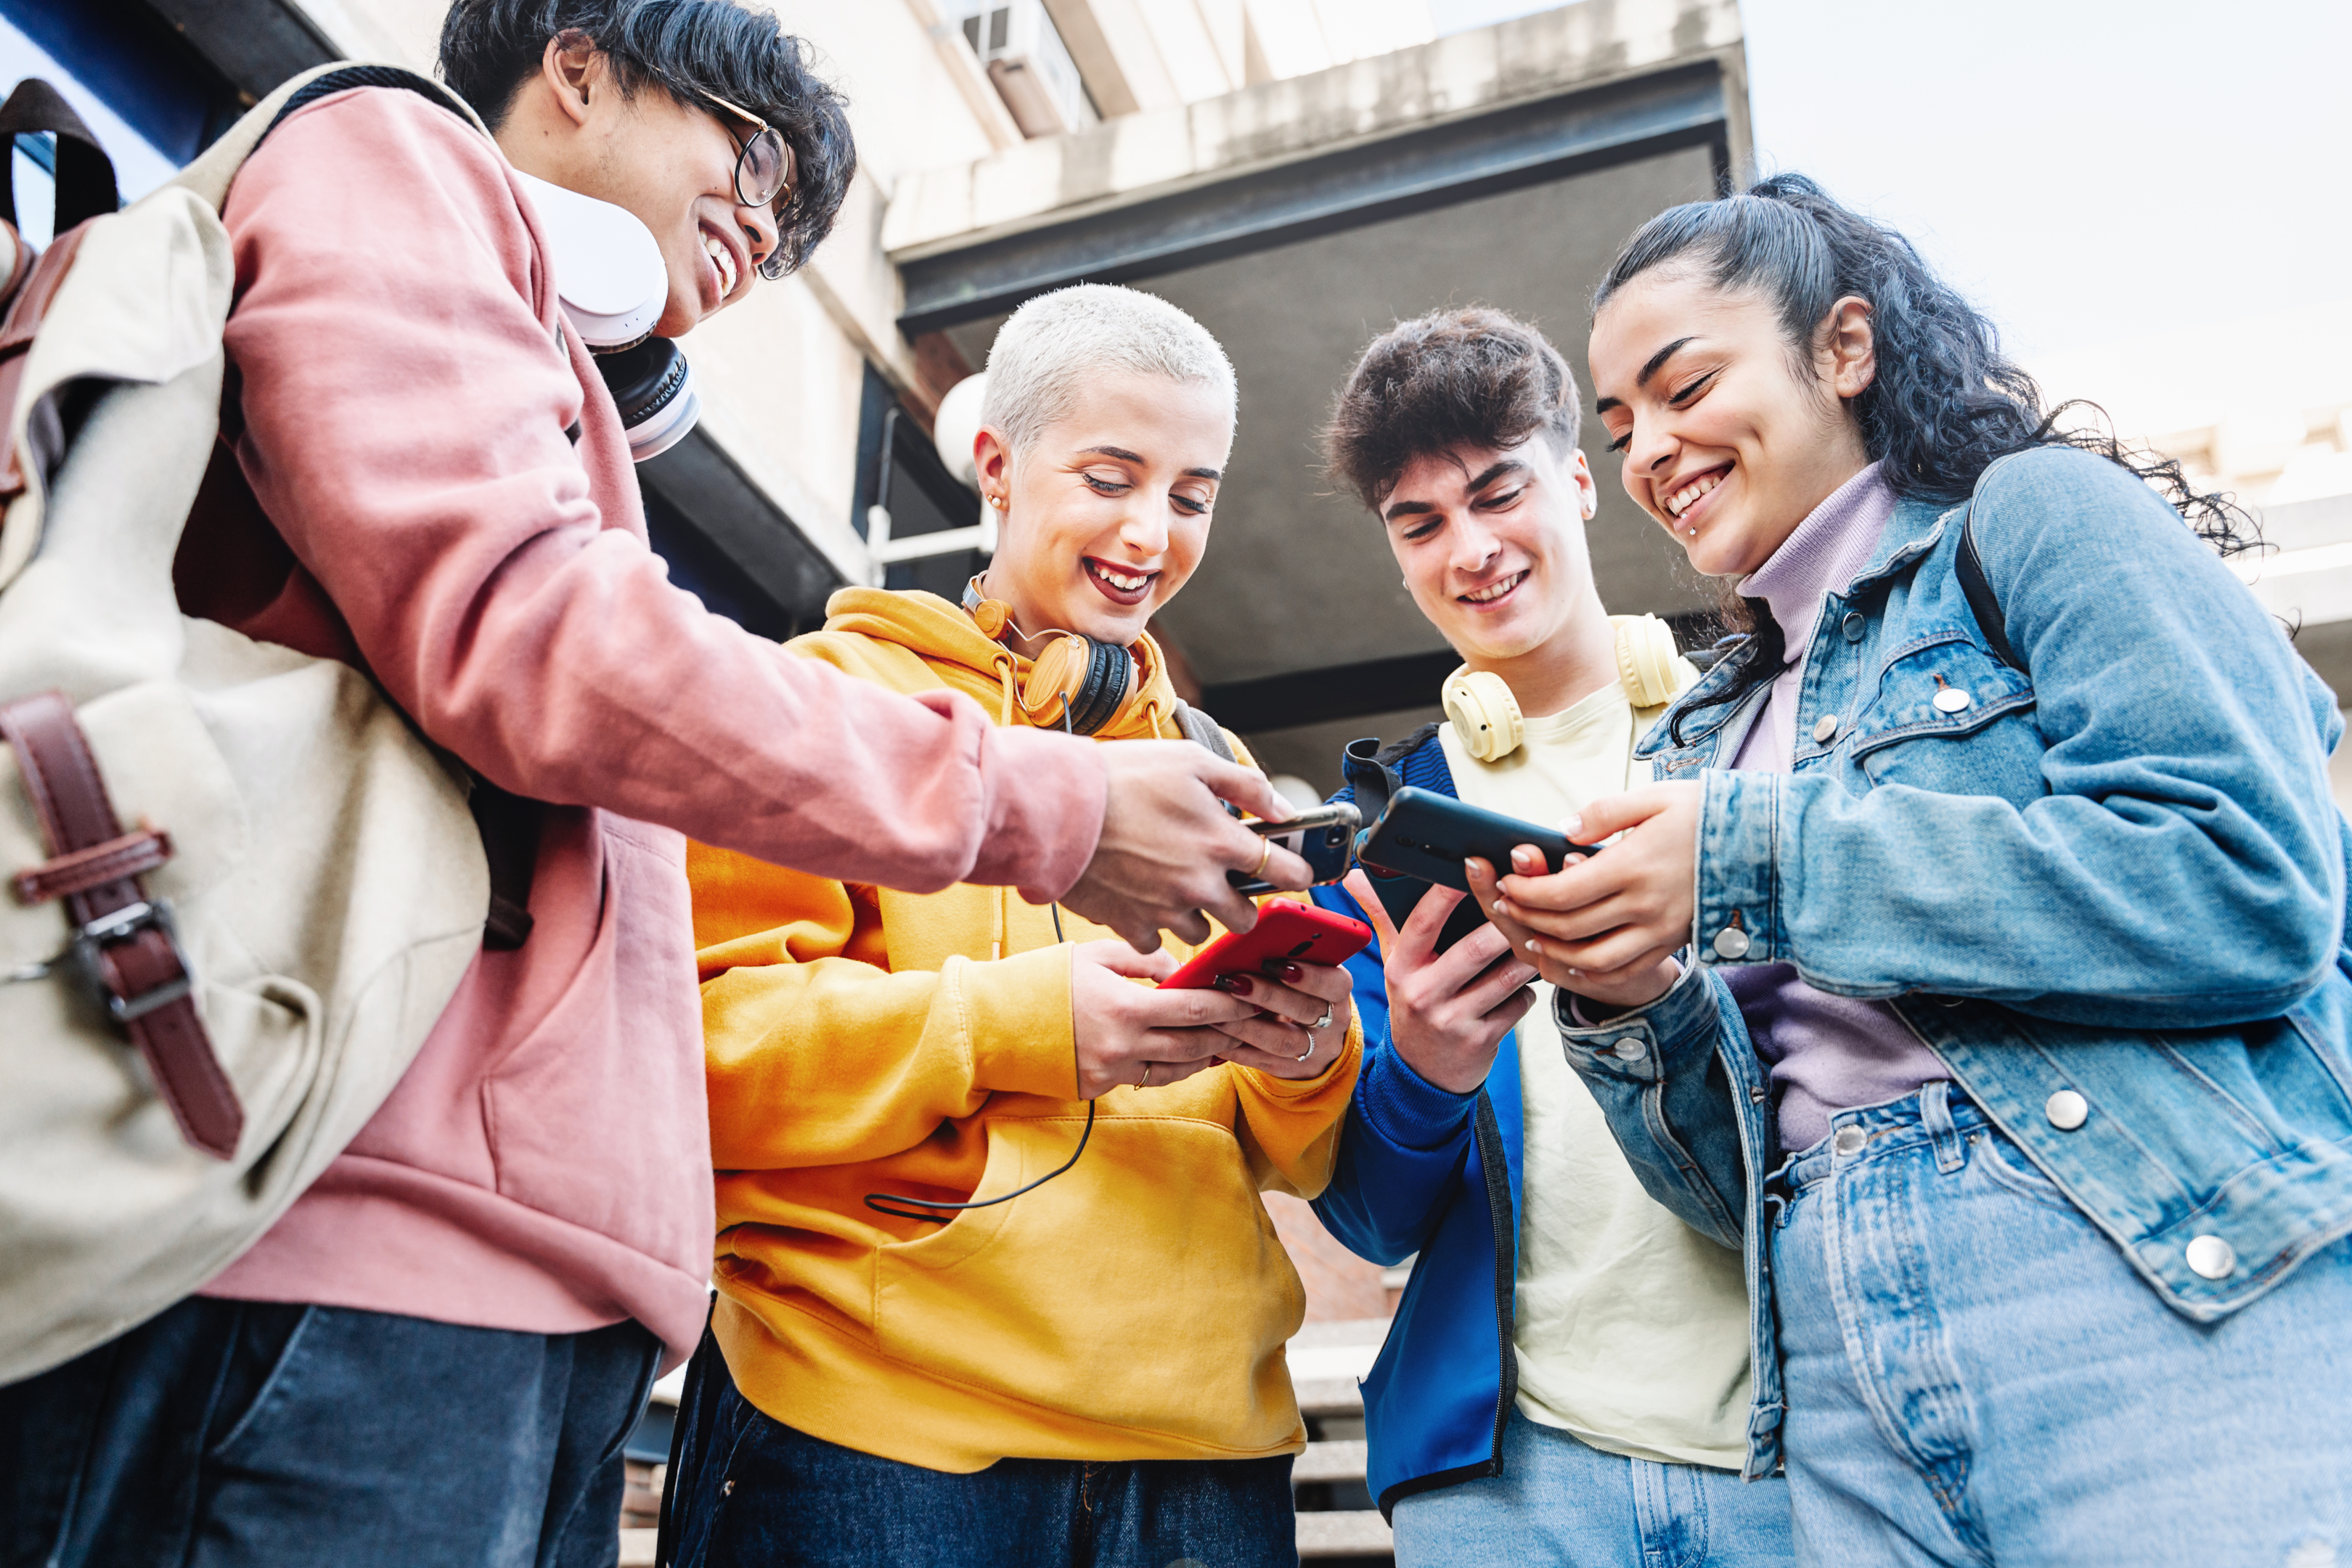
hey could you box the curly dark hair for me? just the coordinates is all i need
[1591,173,2257,738]
[1325,307,1583,511]
[438,0,853,275]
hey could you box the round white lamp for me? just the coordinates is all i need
[931,372,989,491]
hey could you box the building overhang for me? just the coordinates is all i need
[896,59,1735,339]
[882,0,1751,780]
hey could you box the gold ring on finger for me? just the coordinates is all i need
[1253,840,1273,880]
[1138,1060,1153,1090]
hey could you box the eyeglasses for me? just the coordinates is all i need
[698,89,796,279]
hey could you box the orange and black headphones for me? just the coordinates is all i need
[960,576,1140,735]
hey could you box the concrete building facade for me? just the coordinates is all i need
[5,0,1752,794]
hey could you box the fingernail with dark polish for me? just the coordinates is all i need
[1278,963,1304,984]
[1215,974,1254,997]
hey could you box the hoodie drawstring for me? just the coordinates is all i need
[990,653,1018,962]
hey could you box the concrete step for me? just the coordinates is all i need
[1297,1508,1394,1559]
[1292,1438,1368,1486]
[1294,1376,1365,1421]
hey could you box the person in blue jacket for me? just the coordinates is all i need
[1482,175,2352,1564]
[1308,309,1795,1567]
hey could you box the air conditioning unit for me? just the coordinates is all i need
[952,1,1097,139]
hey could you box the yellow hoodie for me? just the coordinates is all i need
[691,587,1363,1472]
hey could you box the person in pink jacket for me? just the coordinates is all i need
[0,4,1307,1565]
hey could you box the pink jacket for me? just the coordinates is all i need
[184,89,1106,1368]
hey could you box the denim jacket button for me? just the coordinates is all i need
[1712,925,1752,960]
[2045,1089,2089,1130]
[2186,1234,2237,1281]
[1811,714,1840,743]
[1611,1037,1646,1062]
[1832,1125,1867,1157]
[1933,687,1973,714]
[1841,611,1866,642]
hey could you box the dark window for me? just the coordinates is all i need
[642,485,803,642]
[850,362,987,600]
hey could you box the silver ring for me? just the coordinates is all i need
[1294,1040,1315,1062]
[1138,1060,1153,1090]
[1312,1006,1334,1032]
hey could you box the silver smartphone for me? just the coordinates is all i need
[1229,801,1361,894]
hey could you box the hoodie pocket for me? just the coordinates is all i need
[872,1111,1302,1444]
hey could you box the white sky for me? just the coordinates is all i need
[1432,0,2352,367]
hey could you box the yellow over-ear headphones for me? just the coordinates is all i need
[1443,614,1686,763]
[961,576,1141,734]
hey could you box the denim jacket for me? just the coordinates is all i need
[1550,445,2352,1475]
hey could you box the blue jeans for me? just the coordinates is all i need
[0,1297,660,1568]
[1772,1081,2352,1566]
[1389,1410,1795,1567]
[661,1334,1297,1567]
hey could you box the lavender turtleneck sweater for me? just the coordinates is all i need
[1719,462,1948,1152]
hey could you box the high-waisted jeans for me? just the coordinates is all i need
[1771,1080,2352,1567]
[1389,1409,1794,1567]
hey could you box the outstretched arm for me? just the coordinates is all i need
[221,89,1303,935]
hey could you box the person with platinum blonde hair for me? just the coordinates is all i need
[979,282,1238,457]
[667,283,1360,1568]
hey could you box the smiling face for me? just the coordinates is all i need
[1383,437,1602,670]
[973,369,1232,650]
[496,38,781,337]
[1588,267,1876,578]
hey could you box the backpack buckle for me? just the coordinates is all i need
[69,899,192,1022]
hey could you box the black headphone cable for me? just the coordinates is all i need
[863,899,1098,1225]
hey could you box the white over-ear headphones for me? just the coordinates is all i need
[1443,613,1686,763]
[513,170,701,462]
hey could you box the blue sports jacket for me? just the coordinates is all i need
[1310,732,1531,1518]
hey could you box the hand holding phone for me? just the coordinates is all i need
[1342,869,1536,1095]
[1160,902,1371,989]
[1228,801,1361,896]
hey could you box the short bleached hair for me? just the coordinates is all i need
[979,284,1237,457]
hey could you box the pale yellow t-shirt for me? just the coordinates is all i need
[1437,681,1753,1471]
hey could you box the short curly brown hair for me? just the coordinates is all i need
[1324,307,1583,511]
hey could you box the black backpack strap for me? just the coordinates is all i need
[1171,700,1237,764]
[0,78,118,235]
[1955,493,2022,671]
[258,65,470,147]
[1341,733,1406,818]
[250,62,538,949]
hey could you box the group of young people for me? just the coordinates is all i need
[4,0,2350,1566]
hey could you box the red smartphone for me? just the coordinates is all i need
[1161,902,1373,989]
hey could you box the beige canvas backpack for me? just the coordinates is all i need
[0,65,494,1381]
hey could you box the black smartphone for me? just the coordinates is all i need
[1355,787,1585,891]
[1352,788,1585,956]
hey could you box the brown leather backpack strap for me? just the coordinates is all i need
[0,222,89,505]
[2,690,242,1159]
